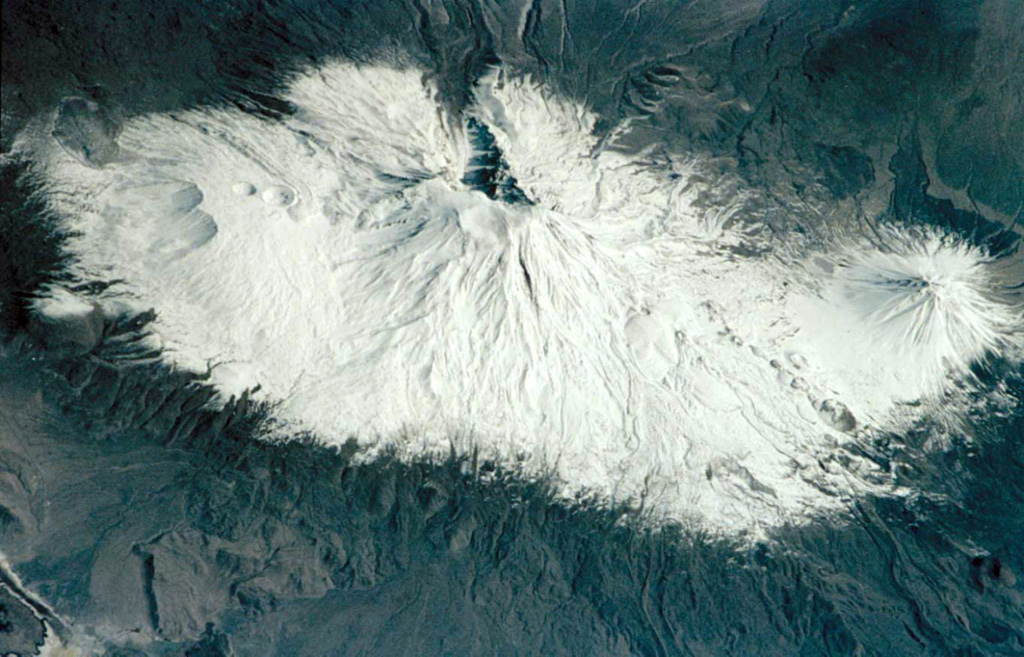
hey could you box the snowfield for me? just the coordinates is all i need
[25,62,1023,534]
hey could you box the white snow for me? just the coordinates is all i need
[23,63,1023,534]
[31,286,96,321]
[788,228,1023,427]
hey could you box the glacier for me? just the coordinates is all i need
[20,61,1023,535]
